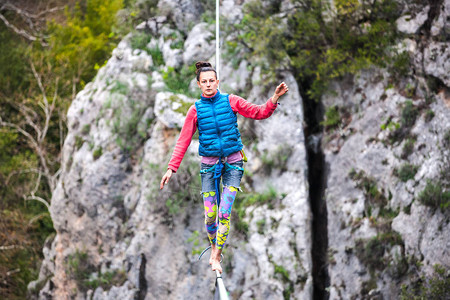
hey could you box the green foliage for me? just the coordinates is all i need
[75,136,84,149]
[380,119,400,131]
[443,129,450,148]
[401,137,416,159]
[0,28,30,95]
[400,264,450,300]
[321,105,341,129]
[81,124,91,135]
[110,80,129,95]
[187,230,204,255]
[116,0,159,36]
[159,158,200,218]
[424,109,435,122]
[147,46,164,67]
[418,180,450,212]
[274,263,290,282]
[400,100,419,128]
[238,186,280,209]
[168,95,194,115]
[84,269,127,291]
[165,31,184,50]
[273,262,294,299]
[0,210,54,299]
[349,169,387,207]
[0,1,125,297]
[65,249,126,292]
[199,0,217,24]
[46,0,123,91]
[230,0,402,100]
[260,146,293,174]
[165,198,182,215]
[355,232,404,271]
[390,51,411,77]
[388,101,419,145]
[111,97,147,153]
[93,147,103,160]
[394,163,419,182]
[66,249,96,291]
[130,31,152,50]
[256,219,266,234]
[233,186,284,238]
[162,65,197,98]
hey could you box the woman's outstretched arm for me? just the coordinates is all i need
[231,82,289,119]
[271,82,289,103]
[160,105,198,190]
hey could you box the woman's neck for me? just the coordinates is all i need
[202,90,218,98]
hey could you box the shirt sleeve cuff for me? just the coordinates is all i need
[168,166,177,173]
[268,98,278,109]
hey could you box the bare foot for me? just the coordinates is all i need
[212,259,222,273]
[209,244,216,265]
[211,248,223,273]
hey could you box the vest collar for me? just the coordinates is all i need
[200,89,221,102]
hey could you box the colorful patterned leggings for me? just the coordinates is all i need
[203,186,238,250]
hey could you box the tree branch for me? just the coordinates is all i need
[24,195,50,211]
[0,13,44,44]
[0,245,23,251]
[1,2,64,20]
[27,212,50,227]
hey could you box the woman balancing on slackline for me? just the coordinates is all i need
[160,61,289,273]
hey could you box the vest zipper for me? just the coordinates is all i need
[211,98,223,157]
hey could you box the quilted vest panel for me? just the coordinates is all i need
[195,91,243,157]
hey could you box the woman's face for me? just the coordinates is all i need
[197,71,219,97]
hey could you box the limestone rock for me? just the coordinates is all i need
[183,22,215,65]
[396,5,430,34]
[423,42,450,87]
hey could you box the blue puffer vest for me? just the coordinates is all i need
[195,90,243,157]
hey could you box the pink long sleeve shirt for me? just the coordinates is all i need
[167,92,278,172]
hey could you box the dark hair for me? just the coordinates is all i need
[195,61,217,81]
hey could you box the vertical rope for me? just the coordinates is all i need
[216,0,220,82]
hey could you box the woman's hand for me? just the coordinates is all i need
[271,82,289,103]
[160,169,173,190]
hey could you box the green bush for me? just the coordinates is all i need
[162,65,197,97]
[93,147,103,160]
[321,106,341,129]
[260,146,293,173]
[418,180,450,212]
[424,109,435,122]
[75,136,85,149]
[66,250,96,291]
[401,137,416,159]
[112,98,147,153]
[349,169,387,206]
[443,129,450,148]
[130,31,152,50]
[233,186,284,238]
[147,46,164,66]
[355,232,403,271]
[256,219,266,234]
[229,0,401,100]
[395,163,419,182]
[400,100,419,128]
[81,124,91,135]
[400,264,450,300]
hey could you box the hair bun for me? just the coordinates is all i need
[195,61,212,73]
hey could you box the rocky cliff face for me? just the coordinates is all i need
[322,1,450,298]
[29,0,449,299]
